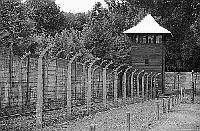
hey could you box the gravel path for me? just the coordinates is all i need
[149,96,200,131]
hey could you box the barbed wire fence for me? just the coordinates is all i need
[0,46,178,130]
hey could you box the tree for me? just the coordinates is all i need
[81,1,139,64]
[26,0,65,36]
[63,12,89,31]
[0,0,35,56]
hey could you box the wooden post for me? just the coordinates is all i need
[126,112,131,131]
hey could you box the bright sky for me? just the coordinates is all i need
[55,0,107,13]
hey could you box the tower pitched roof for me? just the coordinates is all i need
[123,14,171,34]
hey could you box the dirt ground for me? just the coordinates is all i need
[149,95,200,131]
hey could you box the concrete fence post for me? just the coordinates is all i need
[154,73,161,99]
[67,52,82,116]
[113,64,128,105]
[163,98,166,113]
[103,61,113,108]
[89,124,96,131]
[146,73,152,100]
[114,71,118,104]
[156,101,160,120]
[145,105,149,129]
[126,112,131,131]
[87,58,100,114]
[131,69,138,101]
[142,73,148,102]
[168,97,171,112]
[83,60,91,105]
[137,70,144,99]
[123,67,132,102]
[36,44,54,128]
[103,67,107,107]
[180,86,183,103]
[18,52,31,112]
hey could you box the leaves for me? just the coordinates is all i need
[26,0,65,36]
[0,1,35,56]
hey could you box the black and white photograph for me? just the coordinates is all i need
[0,0,200,130]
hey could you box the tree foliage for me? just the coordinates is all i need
[1,0,200,71]
[0,0,35,56]
[26,0,65,36]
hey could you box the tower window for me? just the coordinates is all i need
[145,59,149,65]
[156,35,162,43]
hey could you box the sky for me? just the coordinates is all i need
[55,0,107,13]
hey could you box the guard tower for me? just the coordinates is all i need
[123,14,171,94]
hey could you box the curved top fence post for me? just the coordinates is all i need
[123,66,132,100]
[68,52,82,64]
[36,44,54,128]
[131,69,139,99]
[87,58,100,112]
[18,51,31,107]
[114,64,128,72]
[66,52,82,115]
[105,61,113,69]
[137,70,144,97]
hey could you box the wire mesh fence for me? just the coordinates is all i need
[0,46,167,129]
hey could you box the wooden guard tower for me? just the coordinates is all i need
[123,14,171,94]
